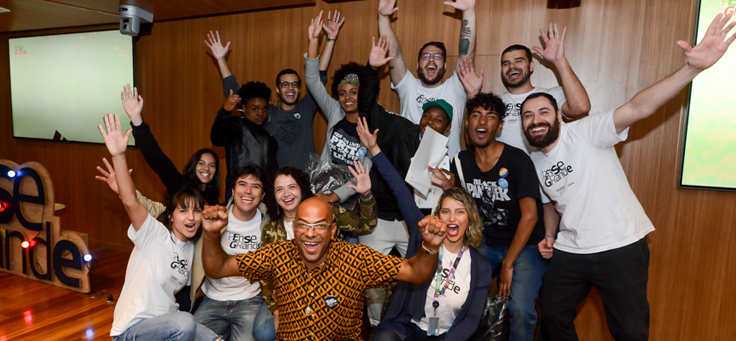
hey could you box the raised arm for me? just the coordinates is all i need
[396,215,445,284]
[359,35,395,117]
[446,0,477,66]
[98,114,147,230]
[533,24,591,118]
[122,85,190,196]
[201,205,242,279]
[457,58,484,98]
[210,90,243,146]
[613,14,735,133]
[331,160,378,235]
[320,11,345,71]
[377,0,407,84]
[205,31,233,79]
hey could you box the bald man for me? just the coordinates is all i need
[201,197,446,340]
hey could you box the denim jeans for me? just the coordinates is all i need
[252,301,276,341]
[478,241,547,341]
[112,311,218,341]
[194,295,265,341]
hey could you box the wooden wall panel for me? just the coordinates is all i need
[1,0,734,339]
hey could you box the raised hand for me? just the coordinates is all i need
[95,157,132,195]
[679,13,736,71]
[323,11,345,40]
[202,205,228,234]
[369,35,395,69]
[356,116,380,155]
[457,58,483,97]
[204,30,231,60]
[444,0,475,11]
[347,160,371,196]
[308,10,324,41]
[377,0,398,17]
[418,215,447,250]
[121,83,144,126]
[223,89,241,112]
[98,113,132,157]
[532,23,567,63]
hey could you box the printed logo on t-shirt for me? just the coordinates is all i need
[170,253,189,276]
[437,267,463,294]
[542,161,574,187]
[415,94,438,106]
[330,131,362,164]
[293,112,302,120]
[505,102,523,118]
[465,179,511,228]
[325,295,338,308]
[229,233,261,250]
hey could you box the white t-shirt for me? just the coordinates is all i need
[498,87,566,155]
[201,206,263,301]
[111,214,195,336]
[529,110,655,254]
[414,155,450,210]
[284,221,295,240]
[413,243,471,334]
[392,71,467,157]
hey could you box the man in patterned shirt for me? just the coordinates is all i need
[201,197,447,340]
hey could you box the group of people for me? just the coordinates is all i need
[95,0,736,340]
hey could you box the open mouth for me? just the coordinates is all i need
[282,197,295,204]
[425,65,437,76]
[475,128,488,139]
[529,124,548,136]
[507,70,521,81]
[184,223,197,232]
[302,241,320,252]
[240,197,254,204]
[447,224,459,237]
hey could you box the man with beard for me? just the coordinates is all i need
[497,24,591,154]
[206,31,326,170]
[520,14,735,341]
[377,0,477,157]
[433,92,547,341]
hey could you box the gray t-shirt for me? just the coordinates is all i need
[223,75,321,170]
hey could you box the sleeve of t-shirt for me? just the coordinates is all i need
[360,245,404,289]
[390,72,418,107]
[235,243,275,283]
[222,74,241,95]
[569,109,627,149]
[128,213,169,248]
[515,151,542,200]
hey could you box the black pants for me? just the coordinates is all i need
[541,238,650,341]
[373,323,446,341]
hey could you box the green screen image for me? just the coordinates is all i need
[9,30,135,145]
[680,0,736,189]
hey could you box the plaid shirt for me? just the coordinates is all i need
[236,239,402,340]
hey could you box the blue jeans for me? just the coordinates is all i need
[194,295,266,341]
[113,311,218,341]
[252,301,276,341]
[478,242,547,341]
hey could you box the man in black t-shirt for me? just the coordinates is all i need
[433,92,546,341]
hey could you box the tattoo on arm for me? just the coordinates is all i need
[460,20,471,56]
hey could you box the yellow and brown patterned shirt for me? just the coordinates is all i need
[235,239,403,340]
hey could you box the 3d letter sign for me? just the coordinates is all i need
[0,160,91,293]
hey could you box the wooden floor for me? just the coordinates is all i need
[0,248,129,341]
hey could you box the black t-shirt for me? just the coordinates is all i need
[330,118,362,166]
[450,144,545,247]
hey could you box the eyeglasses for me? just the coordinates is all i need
[295,222,331,232]
[420,53,444,61]
[279,81,300,88]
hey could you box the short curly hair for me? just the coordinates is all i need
[331,62,376,99]
[465,92,507,121]
[238,81,271,107]
[264,167,314,221]
[433,187,483,248]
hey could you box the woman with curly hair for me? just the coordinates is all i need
[357,117,493,341]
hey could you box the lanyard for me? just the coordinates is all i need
[432,244,466,315]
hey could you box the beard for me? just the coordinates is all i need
[418,65,446,86]
[501,69,530,89]
[524,119,560,148]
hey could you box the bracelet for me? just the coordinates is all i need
[421,242,439,255]
[359,192,373,200]
[326,37,336,42]
[544,234,555,239]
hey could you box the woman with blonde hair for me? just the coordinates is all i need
[357,117,492,341]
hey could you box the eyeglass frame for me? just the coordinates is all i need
[278,81,300,89]
[420,53,444,61]
[295,221,334,232]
